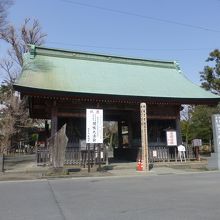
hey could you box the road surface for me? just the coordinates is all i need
[0,172,220,220]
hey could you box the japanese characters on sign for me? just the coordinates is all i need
[140,103,148,171]
[166,130,177,146]
[86,109,103,144]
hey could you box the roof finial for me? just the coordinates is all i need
[174,61,181,73]
[30,44,36,59]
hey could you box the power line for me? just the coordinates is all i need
[59,0,220,33]
[46,41,216,52]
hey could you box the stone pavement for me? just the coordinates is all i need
[0,159,215,181]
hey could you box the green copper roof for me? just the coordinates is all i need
[15,45,220,102]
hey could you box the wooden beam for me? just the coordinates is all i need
[58,112,86,118]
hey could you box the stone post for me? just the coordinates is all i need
[208,114,220,169]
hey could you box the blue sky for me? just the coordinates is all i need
[2,0,220,84]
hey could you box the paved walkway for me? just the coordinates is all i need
[0,159,215,181]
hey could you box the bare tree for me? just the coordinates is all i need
[0,18,46,153]
[0,0,12,34]
[0,88,28,152]
[0,18,46,87]
[1,18,46,67]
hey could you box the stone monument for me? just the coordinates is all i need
[208,114,220,169]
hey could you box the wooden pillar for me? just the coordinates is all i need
[140,103,149,172]
[45,120,49,147]
[175,113,182,145]
[51,101,58,137]
[118,120,123,148]
[128,113,133,148]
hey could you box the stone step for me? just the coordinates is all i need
[107,160,208,170]
[153,161,208,170]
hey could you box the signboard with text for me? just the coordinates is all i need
[86,109,103,144]
[166,130,177,146]
[192,139,202,147]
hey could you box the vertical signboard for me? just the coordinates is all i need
[208,114,220,169]
[212,114,220,153]
[166,130,177,146]
[86,109,103,144]
[140,103,149,171]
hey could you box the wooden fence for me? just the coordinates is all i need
[36,147,106,166]
[37,145,196,166]
[148,146,196,163]
[36,148,50,166]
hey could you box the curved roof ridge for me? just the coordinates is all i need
[28,44,176,68]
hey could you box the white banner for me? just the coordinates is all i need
[166,130,177,146]
[86,109,103,143]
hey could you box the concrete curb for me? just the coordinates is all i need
[0,166,219,182]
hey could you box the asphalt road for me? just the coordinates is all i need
[0,172,220,220]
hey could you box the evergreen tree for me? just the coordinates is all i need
[190,105,218,143]
[200,49,220,95]
[181,49,220,145]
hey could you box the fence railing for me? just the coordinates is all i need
[36,148,106,166]
[36,145,197,166]
[0,154,36,172]
[148,146,196,163]
[36,148,50,166]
